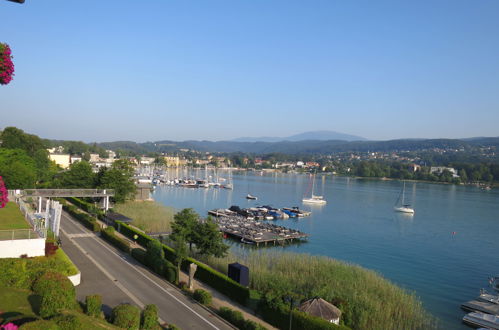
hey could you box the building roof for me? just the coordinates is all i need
[105,212,133,223]
[298,297,342,321]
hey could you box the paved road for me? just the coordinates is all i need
[60,211,232,329]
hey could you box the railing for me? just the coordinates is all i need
[17,198,46,238]
[21,189,115,197]
[0,229,39,240]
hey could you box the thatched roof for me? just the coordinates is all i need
[298,297,342,321]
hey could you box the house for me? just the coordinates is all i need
[164,156,180,167]
[408,164,421,172]
[430,166,459,178]
[49,154,71,169]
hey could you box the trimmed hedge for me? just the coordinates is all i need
[85,295,102,318]
[218,307,267,330]
[117,221,251,305]
[112,304,141,330]
[141,304,159,330]
[65,197,105,220]
[193,289,212,305]
[131,248,177,283]
[115,221,153,247]
[33,272,76,318]
[101,227,131,253]
[61,204,100,232]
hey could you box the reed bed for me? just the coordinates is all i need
[113,201,175,233]
[198,250,436,330]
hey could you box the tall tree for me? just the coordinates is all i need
[97,159,136,203]
[60,161,95,188]
[194,217,229,258]
[0,149,37,189]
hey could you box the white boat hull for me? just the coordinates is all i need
[394,206,414,214]
[303,198,327,205]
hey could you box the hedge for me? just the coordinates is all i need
[51,313,84,330]
[117,222,250,305]
[65,197,105,220]
[193,289,212,305]
[141,304,159,330]
[131,248,176,283]
[112,304,141,330]
[33,272,76,318]
[101,227,131,253]
[218,307,267,330]
[19,320,60,330]
[85,295,102,318]
[61,204,100,232]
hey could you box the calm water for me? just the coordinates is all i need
[152,169,499,329]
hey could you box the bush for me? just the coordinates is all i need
[85,295,102,318]
[193,289,212,305]
[218,307,267,330]
[131,247,176,284]
[50,313,83,330]
[65,197,105,220]
[18,320,59,329]
[115,221,153,247]
[131,248,147,265]
[62,204,100,232]
[112,304,141,330]
[141,304,158,330]
[33,272,76,318]
[101,227,131,253]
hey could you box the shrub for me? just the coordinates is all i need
[101,227,131,253]
[18,320,59,330]
[166,325,179,330]
[62,205,100,232]
[85,295,102,318]
[115,221,153,247]
[193,289,212,305]
[131,248,147,265]
[141,304,158,330]
[33,272,76,318]
[217,307,267,330]
[163,263,177,283]
[50,313,83,330]
[112,304,141,330]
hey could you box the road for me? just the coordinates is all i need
[59,211,233,329]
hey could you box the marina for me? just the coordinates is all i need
[211,214,309,246]
[461,299,499,315]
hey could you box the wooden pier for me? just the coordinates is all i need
[461,299,499,315]
[213,215,309,246]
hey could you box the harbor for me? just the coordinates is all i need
[210,213,309,246]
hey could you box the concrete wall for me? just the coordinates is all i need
[68,272,81,286]
[0,238,45,258]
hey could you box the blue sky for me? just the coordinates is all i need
[1,0,498,142]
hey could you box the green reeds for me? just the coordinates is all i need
[198,250,436,330]
[114,201,175,233]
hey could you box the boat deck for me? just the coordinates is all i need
[461,299,499,315]
[213,215,309,246]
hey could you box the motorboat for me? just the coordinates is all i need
[462,311,499,329]
[246,194,257,200]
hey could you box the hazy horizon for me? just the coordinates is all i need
[1,1,499,142]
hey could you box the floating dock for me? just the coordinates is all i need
[212,215,309,246]
[461,299,499,315]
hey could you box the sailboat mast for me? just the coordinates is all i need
[402,181,406,205]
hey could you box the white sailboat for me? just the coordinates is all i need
[394,181,414,214]
[302,173,327,205]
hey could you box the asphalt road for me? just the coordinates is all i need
[59,211,233,329]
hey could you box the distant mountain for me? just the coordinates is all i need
[230,130,366,142]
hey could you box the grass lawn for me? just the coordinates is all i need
[114,200,175,233]
[0,202,30,230]
[0,286,38,323]
[0,287,119,329]
[52,248,80,276]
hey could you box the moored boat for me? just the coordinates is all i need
[246,194,258,200]
[462,311,499,329]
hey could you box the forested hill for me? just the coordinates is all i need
[96,137,499,155]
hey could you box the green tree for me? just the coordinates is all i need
[171,208,199,251]
[194,217,229,258]
[60,161,95,188]
[97,160,136,203]
[0,149,37,189]
[0,126,46,156]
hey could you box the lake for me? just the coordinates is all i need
[152,169,499,329]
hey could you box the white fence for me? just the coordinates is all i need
[17,198,46,238]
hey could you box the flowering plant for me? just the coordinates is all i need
[0,43,15,85]
[0,176,8,208]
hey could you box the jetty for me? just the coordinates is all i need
[461,299,499,315]
[211,214,309,246]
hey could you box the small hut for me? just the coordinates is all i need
[298,297,342,325]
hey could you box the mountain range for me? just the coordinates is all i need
[230,130,366,142]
